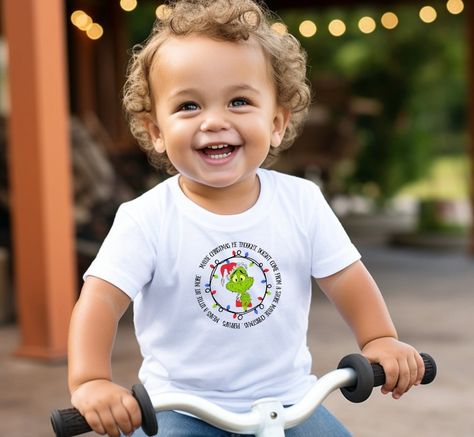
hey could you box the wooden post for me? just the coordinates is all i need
[3,0,77,360]
[469,1,474,255]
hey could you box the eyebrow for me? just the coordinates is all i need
[227,84,261,95]
[170,84,261,99]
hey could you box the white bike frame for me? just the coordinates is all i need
[51,352,435,437]
[151,368,356,437]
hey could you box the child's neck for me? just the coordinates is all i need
[178,174,261,215]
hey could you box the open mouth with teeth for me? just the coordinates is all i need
[200,144,237,160]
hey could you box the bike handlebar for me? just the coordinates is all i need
[50,384,158,437]
[50,353,436,437]
[337,352,436,403]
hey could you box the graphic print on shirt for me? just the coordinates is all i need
[195,242,282,329]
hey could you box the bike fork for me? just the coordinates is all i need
[252,399,286,437]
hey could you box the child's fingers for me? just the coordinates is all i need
[83,409,106,435]
[122,393,143,430]
[88,406,121,437]
[415,352,425,385]
[408,353,420,387]
[111,400,136,436]
[392,359,410,399]
[380,358,399,394]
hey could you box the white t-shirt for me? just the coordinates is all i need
[84,169,360,412]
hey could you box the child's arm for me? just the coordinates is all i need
[316,260,425,399]
[68,276,142,437]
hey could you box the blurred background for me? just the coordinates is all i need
[0,0,473,436]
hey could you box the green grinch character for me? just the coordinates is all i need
[225,266,254,311]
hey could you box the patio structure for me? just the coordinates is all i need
[1,0,473,360]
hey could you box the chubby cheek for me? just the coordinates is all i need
[236,116,268,143]
[163,124,193,151]
[254,126,275,151]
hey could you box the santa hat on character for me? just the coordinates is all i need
[221,263,243,285]
[220,262,237,285]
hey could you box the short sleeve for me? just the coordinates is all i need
[310,186,361,278]
[83,205,156,299]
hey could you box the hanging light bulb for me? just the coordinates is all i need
[381,12,399,30]
[299,20,317,38]
[328,19,346,37]
[120,0,137,12]
[446,0,464,15]
[86,23,104,40]
[156,4,172,20]
[358,16,376,34]
[271,22,288,35]
[419,6,437,23]
[71,10,87,27]
[72,11,92,30]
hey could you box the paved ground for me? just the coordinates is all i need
[1,242,473,436]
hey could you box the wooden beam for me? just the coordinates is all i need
[469,1,474,255]
[3,0,77,360]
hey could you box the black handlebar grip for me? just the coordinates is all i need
[131,384,158,436]
[371,352,437,387]
[51,408,91,437]
[50,384,158,437]
[339,352,437,403]
[338,353,374,403]
[371,361,386,387]
[419,352,437,385]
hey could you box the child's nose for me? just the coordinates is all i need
[200,111,231,132]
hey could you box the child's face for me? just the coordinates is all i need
[146,35,288,191]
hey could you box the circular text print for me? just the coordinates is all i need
[194,242,283,329]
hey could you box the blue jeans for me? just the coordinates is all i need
[128,405,351,436]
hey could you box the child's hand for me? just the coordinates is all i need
[71,379,142,437]
[361,337,425,400]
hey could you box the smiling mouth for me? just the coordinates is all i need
[200,144,237,160]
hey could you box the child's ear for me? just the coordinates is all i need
[144,116,166,153]
[271,106,290,148]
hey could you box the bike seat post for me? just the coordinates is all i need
[251,398,286,437]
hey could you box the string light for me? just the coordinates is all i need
[271,22,288,35]
[446,0,464,15]
[70,10,103,40]
[419,6,437,23]
[72,2,464,41]
[71,11,92,30]
[86,23,104,40]
[358,16,376,34]
[120,0,137,12]
[328,19,346,37]
[70,10,87,26]
[156,4,172,20]
[381,12,399,30]
[299,20,317,38]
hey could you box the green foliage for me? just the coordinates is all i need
[418,200,468,234]
[126,3,157,45]
[398,155,469,200]
[122,2,468,200]
[281,3,468,198]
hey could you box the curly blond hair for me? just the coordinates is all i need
[123,0,311,173]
